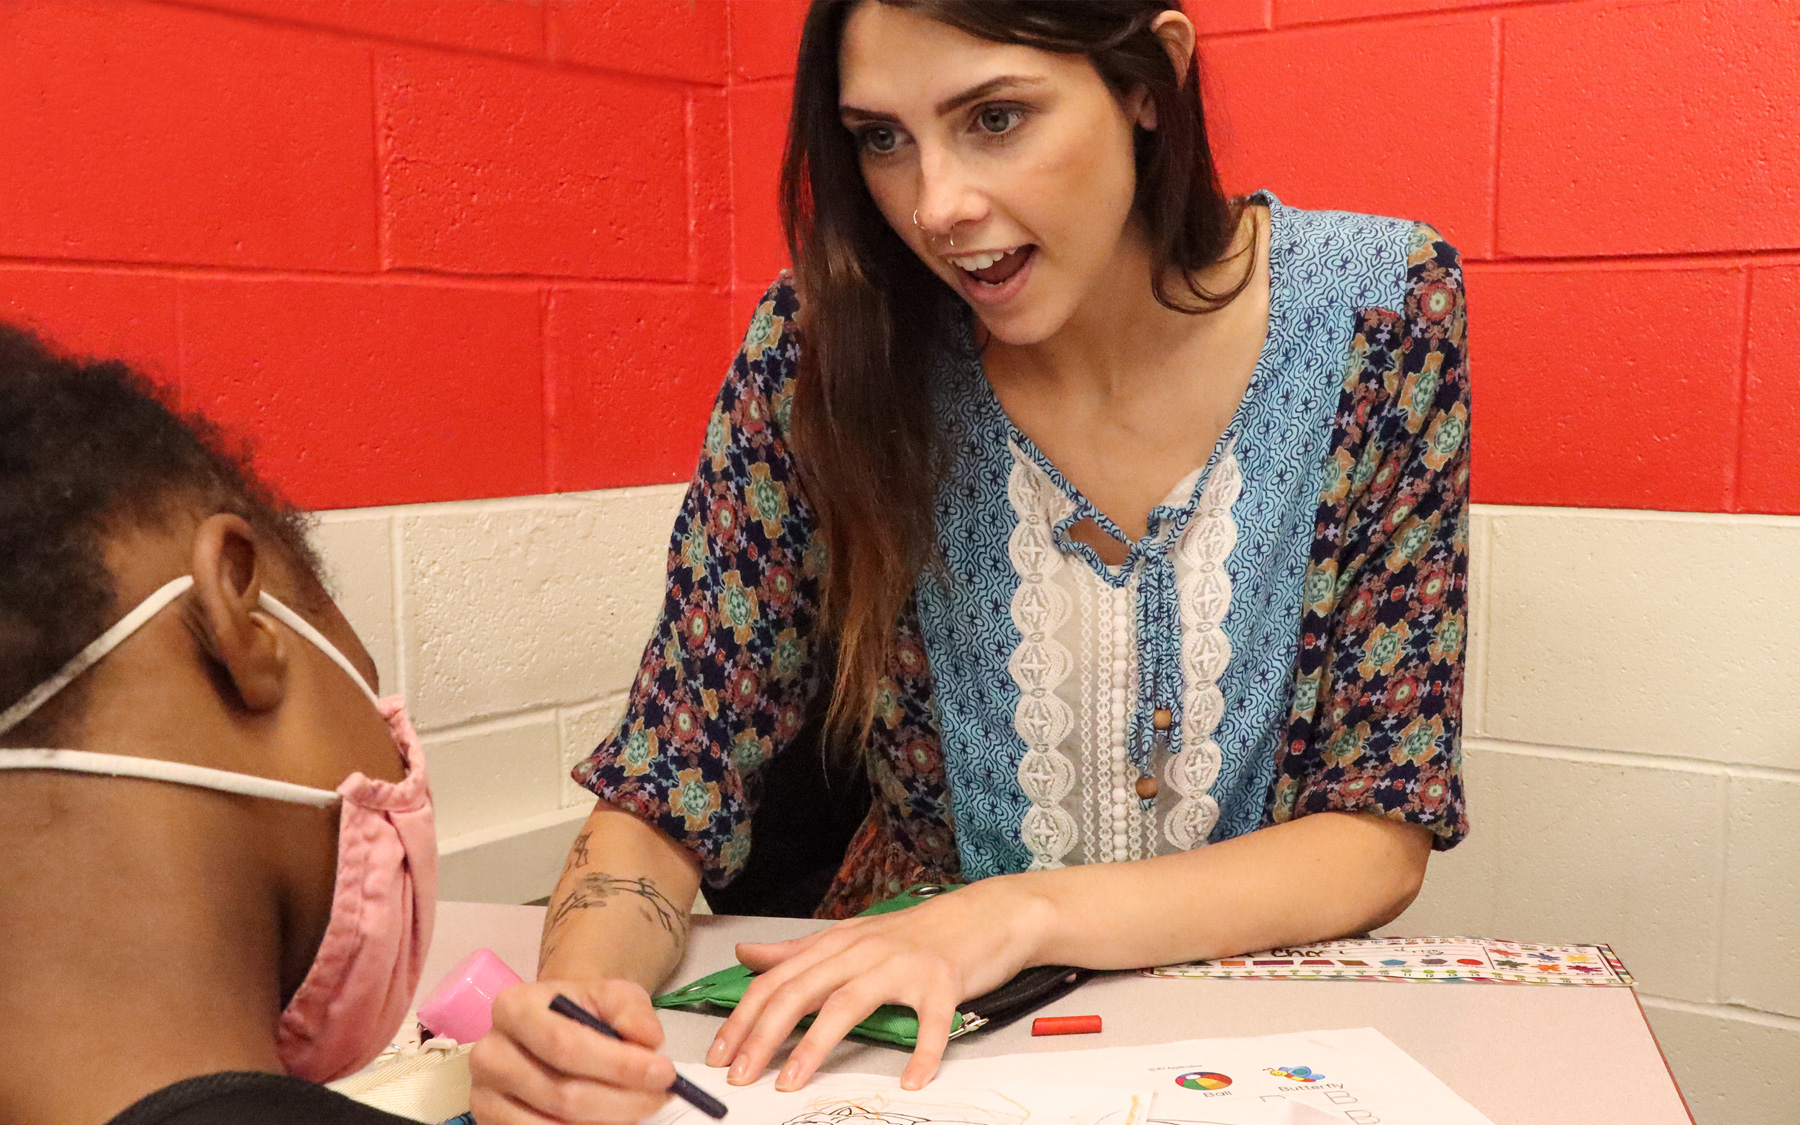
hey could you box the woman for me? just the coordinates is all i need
[473,1,1469,1119]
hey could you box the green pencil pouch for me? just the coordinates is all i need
[652,883,1093,1049]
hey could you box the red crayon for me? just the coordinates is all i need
[1032,1014,1102,1036]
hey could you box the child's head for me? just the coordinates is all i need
[2,323,339,736]
[0,323,435,1110]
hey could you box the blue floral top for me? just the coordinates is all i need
[575,195,1471,917]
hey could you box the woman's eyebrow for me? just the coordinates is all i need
[934,74,1045,116]
[839,74,1048,123]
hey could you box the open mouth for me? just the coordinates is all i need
[951,245,1036,287]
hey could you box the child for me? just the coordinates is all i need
[0,324,456,1124]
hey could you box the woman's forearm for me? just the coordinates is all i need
[1013,811,1432,970]
[537,802,703,991]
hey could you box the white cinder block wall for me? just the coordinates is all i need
[1383,506,1800,1122]
[313,497,1800,1116]
[311,485,685,906]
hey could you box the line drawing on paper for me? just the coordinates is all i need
[648,1075,1145,1125]
[778,1090,1027,1125]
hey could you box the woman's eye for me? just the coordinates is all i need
[860,126,899,154]
[976,106,1022,136]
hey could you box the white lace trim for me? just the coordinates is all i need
[1076,569,1100,854]
[1163,451,1242,850]
[1096,581,1143,863]
[1005,442,1078,870]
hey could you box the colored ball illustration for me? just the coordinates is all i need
[1175,1072,1234,1091]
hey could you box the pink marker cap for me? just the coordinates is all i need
[417,948,524,1044]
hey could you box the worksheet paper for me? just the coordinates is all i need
[934,1028,1495,1125]
[643,1071,1153,1125]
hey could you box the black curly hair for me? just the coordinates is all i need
[0,322,325,741]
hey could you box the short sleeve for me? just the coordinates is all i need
[1270,225,1471,849]
[571,277,828,885]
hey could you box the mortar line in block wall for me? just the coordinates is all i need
[538,60,728,94]
[556,690,631,723]
[540,287,558,493]
[1711,777,1733,1003]
[1464,247,1800,271]
[1639,994,1800,1033]
[555,693,630,809]
[151,0,556,71]
[1464,737,1800,784]
[172,277,190,411]
[1487,14,1503,258]
[722,0,735,78]
[725,60,743,294]
[1730,267,1754,511]
[326,495,1800,532]
[1206,1,1538,41]
[159,0,724,96]
[437,804,592,857]
[1465,509,1492,738]
[554,703,574,808]
[1249,0,1708,35]
[684,89,699,284]
[1469,502,1800,529]
[542,0,562,63]
[415,704,567,742]
[729,74,794,92]
[368,47,388,271]
[388,515,408,698]
[0,256,733,291]
[314,484,687,525]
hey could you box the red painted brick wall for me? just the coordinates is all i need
[0,0,762,507]
[3,0,1795,514]
[1200,0,1800,513]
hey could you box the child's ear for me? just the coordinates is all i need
[189,514,288,713]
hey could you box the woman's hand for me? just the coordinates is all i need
[469,978,677,1125]
[705,879,1054,1092]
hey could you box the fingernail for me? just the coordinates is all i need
[728,1061,750,1084]
[776,1062,800,1090]
[706,1036,726,1065]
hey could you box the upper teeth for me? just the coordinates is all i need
[952,249,1012,271]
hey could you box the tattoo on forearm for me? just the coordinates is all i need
[540,871,690,967]
[565,830,592,874]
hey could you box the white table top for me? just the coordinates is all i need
[420,901,1693,1125]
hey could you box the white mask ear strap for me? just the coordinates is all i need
[0,576,197,738]
[0,575,379,740]
[0,748,339,806]
[257,592,379,706]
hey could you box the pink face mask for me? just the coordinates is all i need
[0,575,438,1083]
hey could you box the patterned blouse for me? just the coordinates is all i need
[574,194,1471,918]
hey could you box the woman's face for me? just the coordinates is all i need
[838,3,1153,346]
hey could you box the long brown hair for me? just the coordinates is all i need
[783,0,1252,740]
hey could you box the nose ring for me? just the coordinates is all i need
[913,210,955,248]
